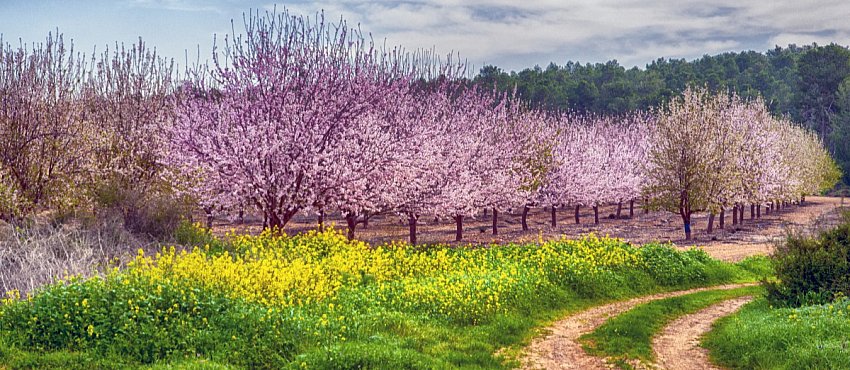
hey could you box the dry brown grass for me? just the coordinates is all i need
[0,217,156,295]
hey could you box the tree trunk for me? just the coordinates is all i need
[345,213,357,240]
[408,214,418,245]
[318,209,325,231]
[521,205,529,231]
[732,204,738,225]
[362,216,369,229]
[719,208,725,229]
[738,204,744,223]
[681,210,692,240]
[492,208,498,235]
[750,204,755,220]
[267,211,283,231]
[707,213,715,234]
[483,208,488,218]
[593,205,599,225]
[645,197,650,214]
[629,200,635,218]
[205,211,214,230]
[574,204,581,224]
[238,208,244,225]
[551,205,557,228]
[616,202,622,219]
[757,204,761,219]
[765,203,771,215]
[455,215,464,241]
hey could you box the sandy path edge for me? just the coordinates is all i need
[517,283,756,370]
[652,296,753,370]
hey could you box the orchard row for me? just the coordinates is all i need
[0,10,838,242]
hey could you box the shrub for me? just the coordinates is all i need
[765,215,850,306]
[92,180,188,240]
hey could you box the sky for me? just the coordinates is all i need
[2,0,850,73]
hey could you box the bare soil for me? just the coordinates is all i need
[517,283,755,370]
[211,196,847,262]
[652,296,754,370]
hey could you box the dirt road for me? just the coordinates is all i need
[519,284,755,370]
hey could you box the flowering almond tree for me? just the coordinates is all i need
[170,9,407,230]
[645,87,725,240]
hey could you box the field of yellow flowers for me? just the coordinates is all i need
[0,224,770,369]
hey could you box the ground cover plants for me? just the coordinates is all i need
[702,212,850,369]
[705,298,850,369]
[0,224,770,369]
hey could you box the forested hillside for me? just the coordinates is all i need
[474,43,850,185]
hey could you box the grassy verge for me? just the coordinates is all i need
[0,226,772,369]
[704,297,850,369]
[580,285,762,368]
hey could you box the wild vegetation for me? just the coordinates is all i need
[0,224,769,368]
[703,212,850,369]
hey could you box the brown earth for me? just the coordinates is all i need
[212,196,847,262]
[652,296,754,370]
[517,283,756,370]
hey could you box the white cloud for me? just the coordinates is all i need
[266,0,850,71]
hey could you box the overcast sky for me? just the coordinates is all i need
[2,0,849,72]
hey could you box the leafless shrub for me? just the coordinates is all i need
[0,217,157,295]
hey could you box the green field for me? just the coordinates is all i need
[0,224,769,369]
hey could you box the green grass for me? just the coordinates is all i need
[0,227,773,369]
[704,297,850,369]
[579,285,763,368]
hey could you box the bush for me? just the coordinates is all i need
[0,221,150,295]
[765,212,850,306]
[92,180,189,240]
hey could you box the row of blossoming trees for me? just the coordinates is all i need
[0,10,839,243]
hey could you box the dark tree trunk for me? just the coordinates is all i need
[645,197,650,214]
[616,202,622,219]
[681,210,692,240]
[757,204,761,219]
[765,203,771,215]
[739,204,744,223]
[238,208,244,225]
[732,204,738,225]
[492,208,498,235]
[574,204,581,224]
[719,208,725,229]
[455,215,464,241]
[551,205,557,227]
[345,213,357,240]
[483,208,488,218]
[318,208,325,231]
[593,205,599,225]
[629,200,635,218]
[521,205,530,231]
[408,214,418,245]
[362,216,369,229]
[750,204,755,220]
[268,211,283,231]
[707,213,715,234]
[205,210,214,230]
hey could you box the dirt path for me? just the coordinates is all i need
[518,283,755,370]
[652,296,753,370]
